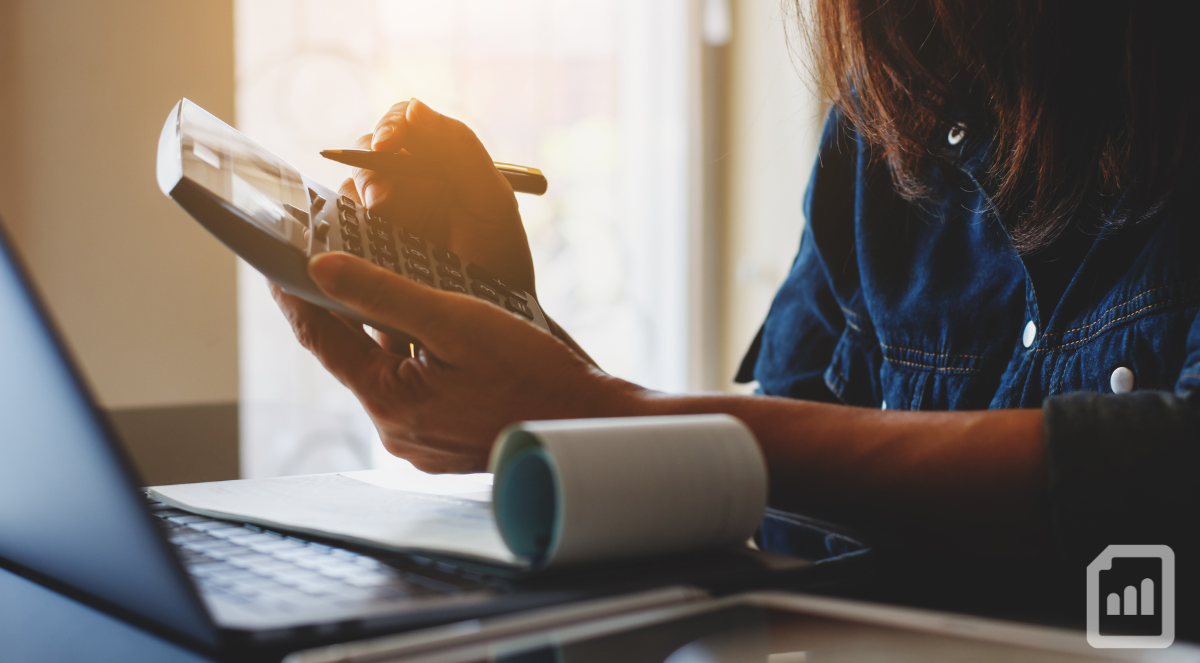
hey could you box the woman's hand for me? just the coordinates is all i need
[349,99,536,297]
[271,252,646,473]
[272,256,1047,551]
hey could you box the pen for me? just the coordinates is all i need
[320,149,548,196]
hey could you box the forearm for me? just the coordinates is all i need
[630,390,1047,552]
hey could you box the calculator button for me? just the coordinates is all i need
[365,209,386,224]
[284,204,309,227]
[471,282,500,302]
[372,243,397,262]
[313,221,330,243]
[505,297,534,320]
[440,280,467,294]
[337,196,357,212]
[466,264,514,296]
[367,227,391,245]
[409,271,434,288]
[310,196,326,215]
[407,261,433,280]
[343,240,363,257]
[436,263,464,283]
[433,247,460,268]
[340,209,358,225]
[340,223,360,239]
[403,245,430,265]
[398,228,425,247]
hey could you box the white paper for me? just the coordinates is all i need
[340,469,493,502]
[152,416,768,571]
[150,471,522,567]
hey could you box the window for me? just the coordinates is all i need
[236,0,697,478]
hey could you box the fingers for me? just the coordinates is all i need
[308,252,470,362]
[350,133,393,209]
[402,100,517,217]
[351,126,449,224]
[338,177,362,205]
[370,100,412,151]
[366,99,517,220]
[269,282,390,392]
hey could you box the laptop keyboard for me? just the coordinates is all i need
[148,500,500,615]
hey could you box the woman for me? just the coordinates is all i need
[272,0,1198,566]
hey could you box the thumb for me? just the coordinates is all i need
[309,252,465,362]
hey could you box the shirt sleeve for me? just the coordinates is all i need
[1043,309,1200,562]
[735,109,859,403]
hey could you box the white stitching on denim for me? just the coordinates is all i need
[884,356,981,374]
[1042,279,1200,337]
[879,342,988,361]
[1037,297,1194,351]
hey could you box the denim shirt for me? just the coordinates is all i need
[741,110,1200,563]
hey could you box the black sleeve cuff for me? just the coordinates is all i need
[1043,390,1200,561]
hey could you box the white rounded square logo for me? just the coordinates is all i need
[1087,545,1174,648]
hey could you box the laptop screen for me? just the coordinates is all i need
[0,220,217,647]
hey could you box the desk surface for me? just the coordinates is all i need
[5,553,1197,663]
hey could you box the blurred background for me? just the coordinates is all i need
[0,0,822,485]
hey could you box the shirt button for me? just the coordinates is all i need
[1110,366,1135,394]
[947,123,966,145]
[1022,320,1037,348]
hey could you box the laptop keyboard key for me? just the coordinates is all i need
[154,502,487,617]
[167,514,210,524]
[343,572,394,588]
[227,553,275,569]
[249,539,304,553]
[186,520,240,532]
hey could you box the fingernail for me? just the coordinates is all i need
[364,182,389,208]
[308,254,344,294]
[372,124,393,147]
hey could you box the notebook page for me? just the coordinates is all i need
[150,472,523,567]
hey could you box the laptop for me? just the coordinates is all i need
[0,217,819,657]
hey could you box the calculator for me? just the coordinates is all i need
[155,99,549,340]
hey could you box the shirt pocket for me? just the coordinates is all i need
[1044,304,1200,396]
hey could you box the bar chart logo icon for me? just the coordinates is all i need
[1087,545,1174,648]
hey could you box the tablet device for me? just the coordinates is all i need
[288,591,1192,662]
[156,99,550,341]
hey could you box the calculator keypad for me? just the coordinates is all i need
[407,261,433,281]
[436,263,464,283]
[332,199,363,257]
[471,282,500,302]
[320,197,544,328]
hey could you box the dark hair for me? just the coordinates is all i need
[800,0,1199,251]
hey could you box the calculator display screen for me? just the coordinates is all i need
[177,102,309,251]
